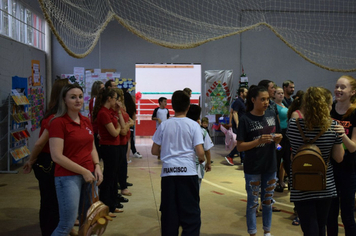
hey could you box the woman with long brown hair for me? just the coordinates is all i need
[112,88,134,196]
[236,85,282,236]
[93,87,126,216]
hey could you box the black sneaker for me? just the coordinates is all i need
[126,182,133,187]
[117,195,129,203]
[116,203,124,208]
[275,185,284,193]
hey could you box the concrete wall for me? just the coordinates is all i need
[0,35,46,170]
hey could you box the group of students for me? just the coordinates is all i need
[21,75,356,236]
[231,76,356,236]
[23,79,136,236]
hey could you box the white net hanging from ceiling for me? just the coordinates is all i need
[38,0,356,72]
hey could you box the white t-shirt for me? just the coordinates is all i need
[156,108,169,129]
[196,127,214,179]
[152,117,204,177]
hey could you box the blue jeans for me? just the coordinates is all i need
[51,175,93,236]
[245,172,277,235]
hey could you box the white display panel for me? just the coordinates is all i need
[135,64,201,101]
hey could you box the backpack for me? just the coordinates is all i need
[291,119,329,191]
[78,184,113,236]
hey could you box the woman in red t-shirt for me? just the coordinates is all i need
[113,88,134,196]
[23,78,69,236]
[93,88,126,216]
[88,81,104,150]
[48,84,103,235]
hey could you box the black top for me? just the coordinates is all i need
[268,99,279,116]
[282,97,293,108]
[230,96,246,133]
[236,110,280,174]
[330,102,356,173]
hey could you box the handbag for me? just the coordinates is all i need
[78,183,113,236]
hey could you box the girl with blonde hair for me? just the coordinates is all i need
[327,75,356,236]
[287,87,344,236]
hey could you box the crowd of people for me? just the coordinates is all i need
[22,75,356,236]
[222,76,356,236]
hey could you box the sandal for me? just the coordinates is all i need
[108,212,117,218]
[121,189,132,196]
[114,208,124,213]
[292,216,300,226]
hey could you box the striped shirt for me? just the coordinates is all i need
[286,118,342,202]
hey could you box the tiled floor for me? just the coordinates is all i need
[0,137,345,235]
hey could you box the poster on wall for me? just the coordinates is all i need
[31,60,41,86]
[82,69,121,116]
[28,84,45,131]
[27,74,45,131]
[205,70,233,116]
[116,78,136,92]
[73,67,85,89]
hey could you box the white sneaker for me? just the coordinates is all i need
[127,159,132,163]
[133,152,142,158]
[264,233,272,236]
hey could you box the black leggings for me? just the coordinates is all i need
[33,152,59,236]
[294,198,332,236]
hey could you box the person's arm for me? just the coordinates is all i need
[105,122,121,137]
[335,126,356,153]
[151,142,160,156]
[229,108,233,126]
[152,108,162,123]
[23,129,49,174]
[91,141,103,186]
[272,133,283,144]
[204,150,212,172]
[152,108,158,121]
[332,143,344,163]
[116,110,128,135]
[50,137,95,183]
[128,117,135,127]
[120,118,132,135]
[290,111,300,119]
[195,144,205,164]
[236,134,273,152]
[233,111,239,129]
[132,113,137,122]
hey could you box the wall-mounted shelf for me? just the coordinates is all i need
[0,93,31,174]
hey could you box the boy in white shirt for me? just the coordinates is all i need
[151,91,205,236]
[186,104,213,188]
[152,97,170,129]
